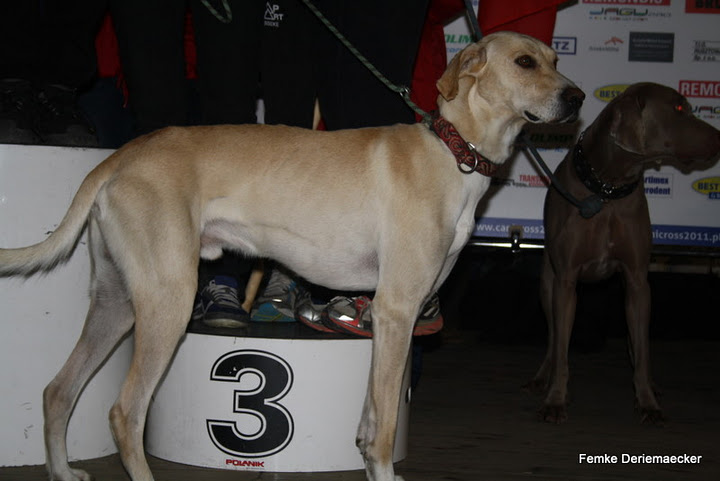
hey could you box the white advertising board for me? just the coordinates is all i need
[447,1,720,248]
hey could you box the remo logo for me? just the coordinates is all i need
[206,350,295,458]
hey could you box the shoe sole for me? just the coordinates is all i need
[251,303,296,323]
[202,318,249,329]
[326,315,444,337]
[297,313,338,333]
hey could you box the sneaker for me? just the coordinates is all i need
[295,291,336,333]
[35,84,98,147]
[414,294,444,336]
[193,276,249,328]
[251,269,300,322]
[325,294,444,338]
[325,296,373,337]
[0,79,41,144]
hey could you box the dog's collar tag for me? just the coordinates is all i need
[429,113,499,177]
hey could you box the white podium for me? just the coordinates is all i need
[146,326,410,472]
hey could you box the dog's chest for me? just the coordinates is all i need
[445,175,492,256]
[575,209,647,280]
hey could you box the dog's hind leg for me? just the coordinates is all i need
[108,261,196,481]
[44,219,135,481]
[107,227,198,481]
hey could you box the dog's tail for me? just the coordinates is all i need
[0,154,120,277]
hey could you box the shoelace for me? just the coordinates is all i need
[261,271,295,301]
[204,282,239,307]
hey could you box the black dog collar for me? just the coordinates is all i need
[572,132,639,200]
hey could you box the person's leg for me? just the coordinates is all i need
[110,0,187,135]
[191,0,263,125]
[318,0,430,130]
[40,0,108,90]
[189,1,264,326]
[261,0,318,128]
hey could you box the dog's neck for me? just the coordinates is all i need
[573,124,647,200]
[437,93,525,165]
[429,114,500,176]
[581,121,647,186]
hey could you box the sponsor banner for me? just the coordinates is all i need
[679,80,720,98]
[594,83,631,102]
[628,32,674,62]
[444,1,720,248]
[473,219,720,248]
[692,40,720,62]
[693,175,720,198]
[553,36,578,54]
[474,217,545,240]
[686,0,720,14]
[652,225,720,247]
[583,0,671,4]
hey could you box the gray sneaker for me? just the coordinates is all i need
[251,269,301,322]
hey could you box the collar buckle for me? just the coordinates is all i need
[429,113,499,177]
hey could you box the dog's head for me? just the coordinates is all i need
[437,31,585,125]
[607,83,720,170]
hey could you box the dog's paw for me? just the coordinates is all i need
[73,468,93,481]
[51,467,93,481]
[638,407,666,426]
[539,404,568,424]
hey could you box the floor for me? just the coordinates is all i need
[2,333,718,481]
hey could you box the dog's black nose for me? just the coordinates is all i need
[563,87,585,111]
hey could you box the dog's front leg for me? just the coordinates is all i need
[624,271,664,424]
[357,288,420,481]
[541,276,577,423]
[526,254,556,393]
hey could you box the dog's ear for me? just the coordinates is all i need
[436,43,487,101]
[609,91,646,155]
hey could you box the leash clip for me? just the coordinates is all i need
[458,142,480,174]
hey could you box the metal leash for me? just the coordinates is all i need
[201,0,232,23]
[299,0,432,124]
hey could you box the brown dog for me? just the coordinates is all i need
[528,82,720,424]
[0,32,583,481]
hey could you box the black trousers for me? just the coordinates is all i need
[110,0,264,294]
[262,0,430,129]
[261,0,429,301]
[110,0,264,135]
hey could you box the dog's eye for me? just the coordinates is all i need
[515,55,536,69]
[674,104,684,112]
